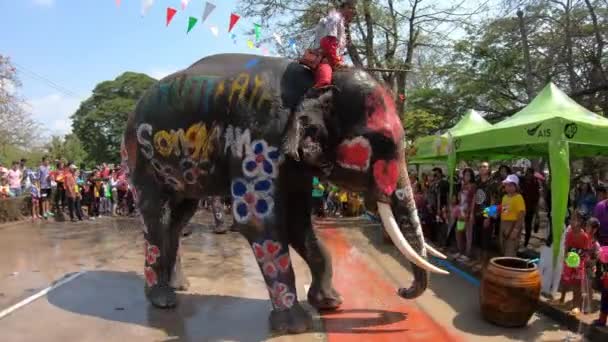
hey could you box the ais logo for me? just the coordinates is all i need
[526,123,551,138]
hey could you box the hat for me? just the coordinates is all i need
[69,164,77,170]
[502,174,519,186]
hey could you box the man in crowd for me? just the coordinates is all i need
[38,156,54,218]
[7,161,22,196]
[594,188,608,246]
[428,167,450,244]
[475,162,494,263]
[521,167,540,248]
[64,164,83,222]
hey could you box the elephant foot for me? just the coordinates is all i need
[307,284,343,310]
[145,285,177,308]
[269,303,313,334]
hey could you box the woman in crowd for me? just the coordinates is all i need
[576,178,597,215]
[455,168,477,261]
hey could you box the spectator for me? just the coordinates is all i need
[37,156,53,218]
[576,177,597,215]
[594,192,608,246]
[428,167,450,244]
[52,160,66,213]
[521,167,541,248]
[456,168,476,261]
[64,164,83,222]
[593,245,608,326]
[597,185,607,203]
[7,161,23,196]
[475,161,494,263]
[312,177,325,218]
[0,177,13,197]
[559,210,591,315]
[500,174,526,256]
[30,179,41,220]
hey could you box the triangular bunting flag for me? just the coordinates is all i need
[166,7,177,26]
[141,0,154,16]
[273,33,283,46]
[228,13,240,32]
[254,24,261,41]
[181,0,191,10]
[210,25,219,37]
[116,0,121,7]
[202,2,216,22]
[246,40,255,49]
[187,16,198,33]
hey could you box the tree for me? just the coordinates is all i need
[0,54,39,154]
[71,72,156,165]
[46,134,88,166]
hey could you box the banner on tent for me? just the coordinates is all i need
[412,135,450,158]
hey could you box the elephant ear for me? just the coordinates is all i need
[283,91,333,172]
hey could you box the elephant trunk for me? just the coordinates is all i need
[376,155,448,300]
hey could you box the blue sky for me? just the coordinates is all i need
[1,0,266,137]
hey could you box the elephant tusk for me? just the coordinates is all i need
[425,243,447,259]
[377,202,449,275]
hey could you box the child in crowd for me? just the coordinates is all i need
[500,175,526,257]
[0,178,14,198]
[30,179,41,220]
[593,246,608,326]
[559,211,592,315]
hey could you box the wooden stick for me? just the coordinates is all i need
[364,67,410,73]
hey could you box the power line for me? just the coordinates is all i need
[12,62,83,99]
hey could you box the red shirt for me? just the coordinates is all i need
[565,229,591,251]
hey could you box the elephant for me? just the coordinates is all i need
[121,53,448,334]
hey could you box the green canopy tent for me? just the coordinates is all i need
[409,109,493,165]
[449,83,608,262]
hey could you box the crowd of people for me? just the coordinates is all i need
[312,176,364,218]
[411,162,608,326]
[0,157,135,222]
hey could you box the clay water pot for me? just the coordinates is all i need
[480,257,541,327]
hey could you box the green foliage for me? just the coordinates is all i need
[402,109,443,144]
[71,72,156,165]
[46,134,87,166]
[0,145,45,168]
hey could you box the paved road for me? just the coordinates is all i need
[0,212,575,341]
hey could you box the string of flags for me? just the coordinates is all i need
[120,0,304,56]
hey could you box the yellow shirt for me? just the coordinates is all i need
[501,193,526,221]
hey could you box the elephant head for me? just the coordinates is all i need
[288,68,448,299]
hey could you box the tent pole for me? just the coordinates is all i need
[548,140,570,266]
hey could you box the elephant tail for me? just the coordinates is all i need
[121,111,138,179]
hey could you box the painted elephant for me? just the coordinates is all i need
[121,53,448,334]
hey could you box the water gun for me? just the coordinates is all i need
[483,205,501,218]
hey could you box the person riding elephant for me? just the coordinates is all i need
[122,53,448,334]
[306,0,357,97]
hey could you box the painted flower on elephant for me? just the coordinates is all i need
[231,177,274,223]
[154,130,175,157]
[337,136,371,171]
[252,240,290,278]
[242,140,280,179]
[144,266,157,287]
[269,281,296,310]
[144,241,160,265]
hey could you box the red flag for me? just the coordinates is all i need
[228,13,240,32]
[166,7,177,27]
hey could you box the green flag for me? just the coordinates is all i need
[254,23,261,41]
[187,16,198,33]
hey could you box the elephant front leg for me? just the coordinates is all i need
[287,193,342,310]
[243,236,312,334]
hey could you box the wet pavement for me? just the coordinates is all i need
[0,212,575,341]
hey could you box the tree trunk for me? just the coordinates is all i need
[362,0,376,69]
[517,9,534,101]
[563,0,577,92]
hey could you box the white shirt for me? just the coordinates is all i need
[314,10,347,55]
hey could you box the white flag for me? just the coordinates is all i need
[210,25,219,37]
[273,32,283,46]
[141,0,154,16]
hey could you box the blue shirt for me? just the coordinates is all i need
[38,165,51,189]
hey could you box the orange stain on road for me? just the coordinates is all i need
[318,227,462,342]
